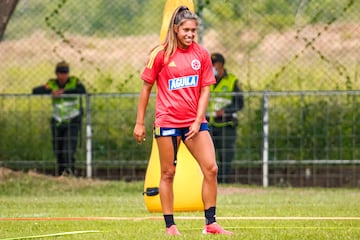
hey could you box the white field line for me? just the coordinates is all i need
[0,231,101,240]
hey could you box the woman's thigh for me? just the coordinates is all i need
[184,131,217,171]
[156,136,182,171]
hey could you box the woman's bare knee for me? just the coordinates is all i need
[203,164,218,179]
[161,169,176,182]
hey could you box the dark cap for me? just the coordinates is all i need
[55,61,69,73]
[211,53,225,65]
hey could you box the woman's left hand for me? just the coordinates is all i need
[185,121,201,140]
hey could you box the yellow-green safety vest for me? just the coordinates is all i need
[47,77,81,123]
[208,73,238,127]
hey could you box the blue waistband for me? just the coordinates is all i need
[154,123,209,141]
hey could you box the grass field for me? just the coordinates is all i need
[0,168,359,239]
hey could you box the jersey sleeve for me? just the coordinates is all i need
[141,46,164,84]
[200,49,216,87]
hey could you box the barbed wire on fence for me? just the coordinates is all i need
[1,0,359,93]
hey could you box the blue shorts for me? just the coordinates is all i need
[154,123,210,141]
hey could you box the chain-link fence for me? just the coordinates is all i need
[1,0,359,93]
[1,1,360,187]
[1,92,359,187]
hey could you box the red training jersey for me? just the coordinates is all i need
[141,42,215,128]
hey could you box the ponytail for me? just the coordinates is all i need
[162,6,199,63]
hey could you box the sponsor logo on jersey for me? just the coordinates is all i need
[168,61,176,67]
[168,75,199,91]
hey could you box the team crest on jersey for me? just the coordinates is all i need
[191,59,201,70]
[168,75,199,91]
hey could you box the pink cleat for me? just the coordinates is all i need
[202,222,233,235]
[165,225,181,236]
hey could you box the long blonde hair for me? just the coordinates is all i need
[162,6,200,63]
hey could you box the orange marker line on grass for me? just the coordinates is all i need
[0,216,360,221]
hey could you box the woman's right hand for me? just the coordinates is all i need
[133,123,146,144]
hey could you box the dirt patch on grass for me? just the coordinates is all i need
[1,23,359,92]
[0,167,22,179]
[2,23,359,69]
[0,167,107,188]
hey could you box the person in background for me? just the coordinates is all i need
[32,61,86,176]
[207,53,244,183]
[133,6,233,236]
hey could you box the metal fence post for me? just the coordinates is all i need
[86,94,92,178]
[263,92,269,187]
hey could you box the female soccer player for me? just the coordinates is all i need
[133,6,233,236]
